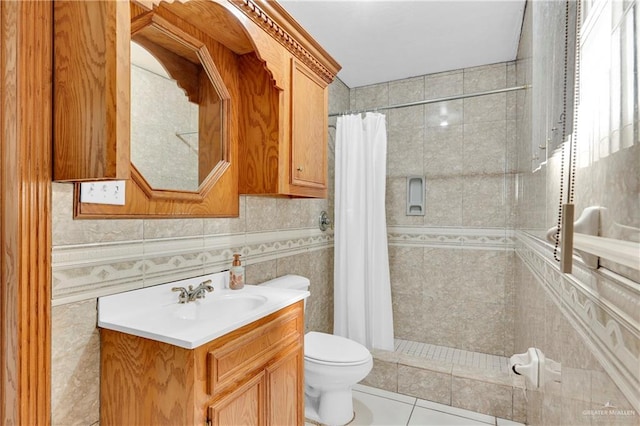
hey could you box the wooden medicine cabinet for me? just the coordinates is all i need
[53,0,340,218]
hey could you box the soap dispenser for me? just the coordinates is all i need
[229,254,245,290]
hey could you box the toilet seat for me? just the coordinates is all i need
[304,332,372,366]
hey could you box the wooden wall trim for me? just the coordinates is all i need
[1,1,52,424]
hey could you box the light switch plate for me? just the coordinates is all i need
[80,181,126,205]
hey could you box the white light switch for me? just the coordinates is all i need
[80,181,126,205]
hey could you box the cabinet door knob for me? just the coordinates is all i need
[296,166,303,172]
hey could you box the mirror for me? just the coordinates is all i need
[130,12,230,195]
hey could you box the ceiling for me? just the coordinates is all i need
[279,0,526,88]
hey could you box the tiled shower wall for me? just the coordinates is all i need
[347,62,518,357]
[514,0,639,422]
[49,78,349,425]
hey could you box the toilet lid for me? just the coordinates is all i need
[305,332,371,365]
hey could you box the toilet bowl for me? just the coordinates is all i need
[304,331,373,425]
[260,275,373,426]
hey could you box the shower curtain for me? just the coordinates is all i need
[334,112,394,351]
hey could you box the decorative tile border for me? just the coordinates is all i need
[516,231,640,412]
[52,229,333,306]
[52,226,517,305]
[388,226,516,250]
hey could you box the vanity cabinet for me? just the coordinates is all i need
[239,56,330,198]
[289,59,329,197]
[100,301,304,426]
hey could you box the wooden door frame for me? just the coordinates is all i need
[1,1,52,424]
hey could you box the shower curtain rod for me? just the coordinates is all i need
[328,85,529,118]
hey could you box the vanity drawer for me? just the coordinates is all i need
[206,302,303,395]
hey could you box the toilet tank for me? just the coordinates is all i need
[260,275,310,311]
[259,274,310,292]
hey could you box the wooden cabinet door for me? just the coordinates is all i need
[208,372,266,426]
[266,344,304,426]
[289,59,328,197]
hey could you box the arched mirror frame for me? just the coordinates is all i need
[130,11,231,202]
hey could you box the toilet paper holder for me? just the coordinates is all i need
[509,348,561,388]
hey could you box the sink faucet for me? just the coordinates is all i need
[172,286,190,304]
[190,280,214,301]
[172,280,214,303]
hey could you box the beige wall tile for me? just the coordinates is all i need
[143,218,204,239]
[456,301,506,355]
[392,293,425,342]
[245,259,277,284]
[451,377,513,419]
[388,104,424,129]
[463,63,507,93]
[361,358,398,393]
[425,70,463,98]
[352,82,389,111]
[276,249,334,334]
[462,175,507,228]
[422,248,463,301]
[245,196,279,232]
[53,183,144,245]
[203,195,246,235]
[463,121,507,175]
[387,126,424,177]
[388,76,425,104]
[329,77,350,115]
[276,198,304,229]
[423,176,463,227]
[420,298,458,348]
[398,365,452,405]
[425,100,463,128]
[424,124,463,177]
[464,93,507,124]
[51,300,100,426]
[389,246,424,297]
[460,249,507,304]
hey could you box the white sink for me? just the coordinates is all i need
[166,293,268,321]
[98,271,309,349]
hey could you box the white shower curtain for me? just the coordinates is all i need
[334,112,394,351]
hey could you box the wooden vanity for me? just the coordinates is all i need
[101,301,304,426]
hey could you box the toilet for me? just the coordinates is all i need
[261,275,373,426]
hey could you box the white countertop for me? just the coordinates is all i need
[98,271,309,349]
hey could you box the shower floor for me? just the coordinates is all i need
[394,339,510,374]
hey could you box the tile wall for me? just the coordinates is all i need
[49,77,350,425]
[514,0,639,422]
[347,62,518,357]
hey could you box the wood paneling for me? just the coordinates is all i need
[53,0,130,181]
[238,53,281,195]
[290,58,328,197]
[0,1,52,424]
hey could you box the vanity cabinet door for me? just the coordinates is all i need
[289,58,328,198]
[266,343,304,426]
[208,372,266,426]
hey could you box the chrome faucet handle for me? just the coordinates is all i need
[198,279,214,291]
[191,280,214,300]
[172,287,190,304]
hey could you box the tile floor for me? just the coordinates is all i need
[394,339,511,373]
[306,384,525,426]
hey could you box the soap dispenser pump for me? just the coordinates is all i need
[229,254,245,290]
